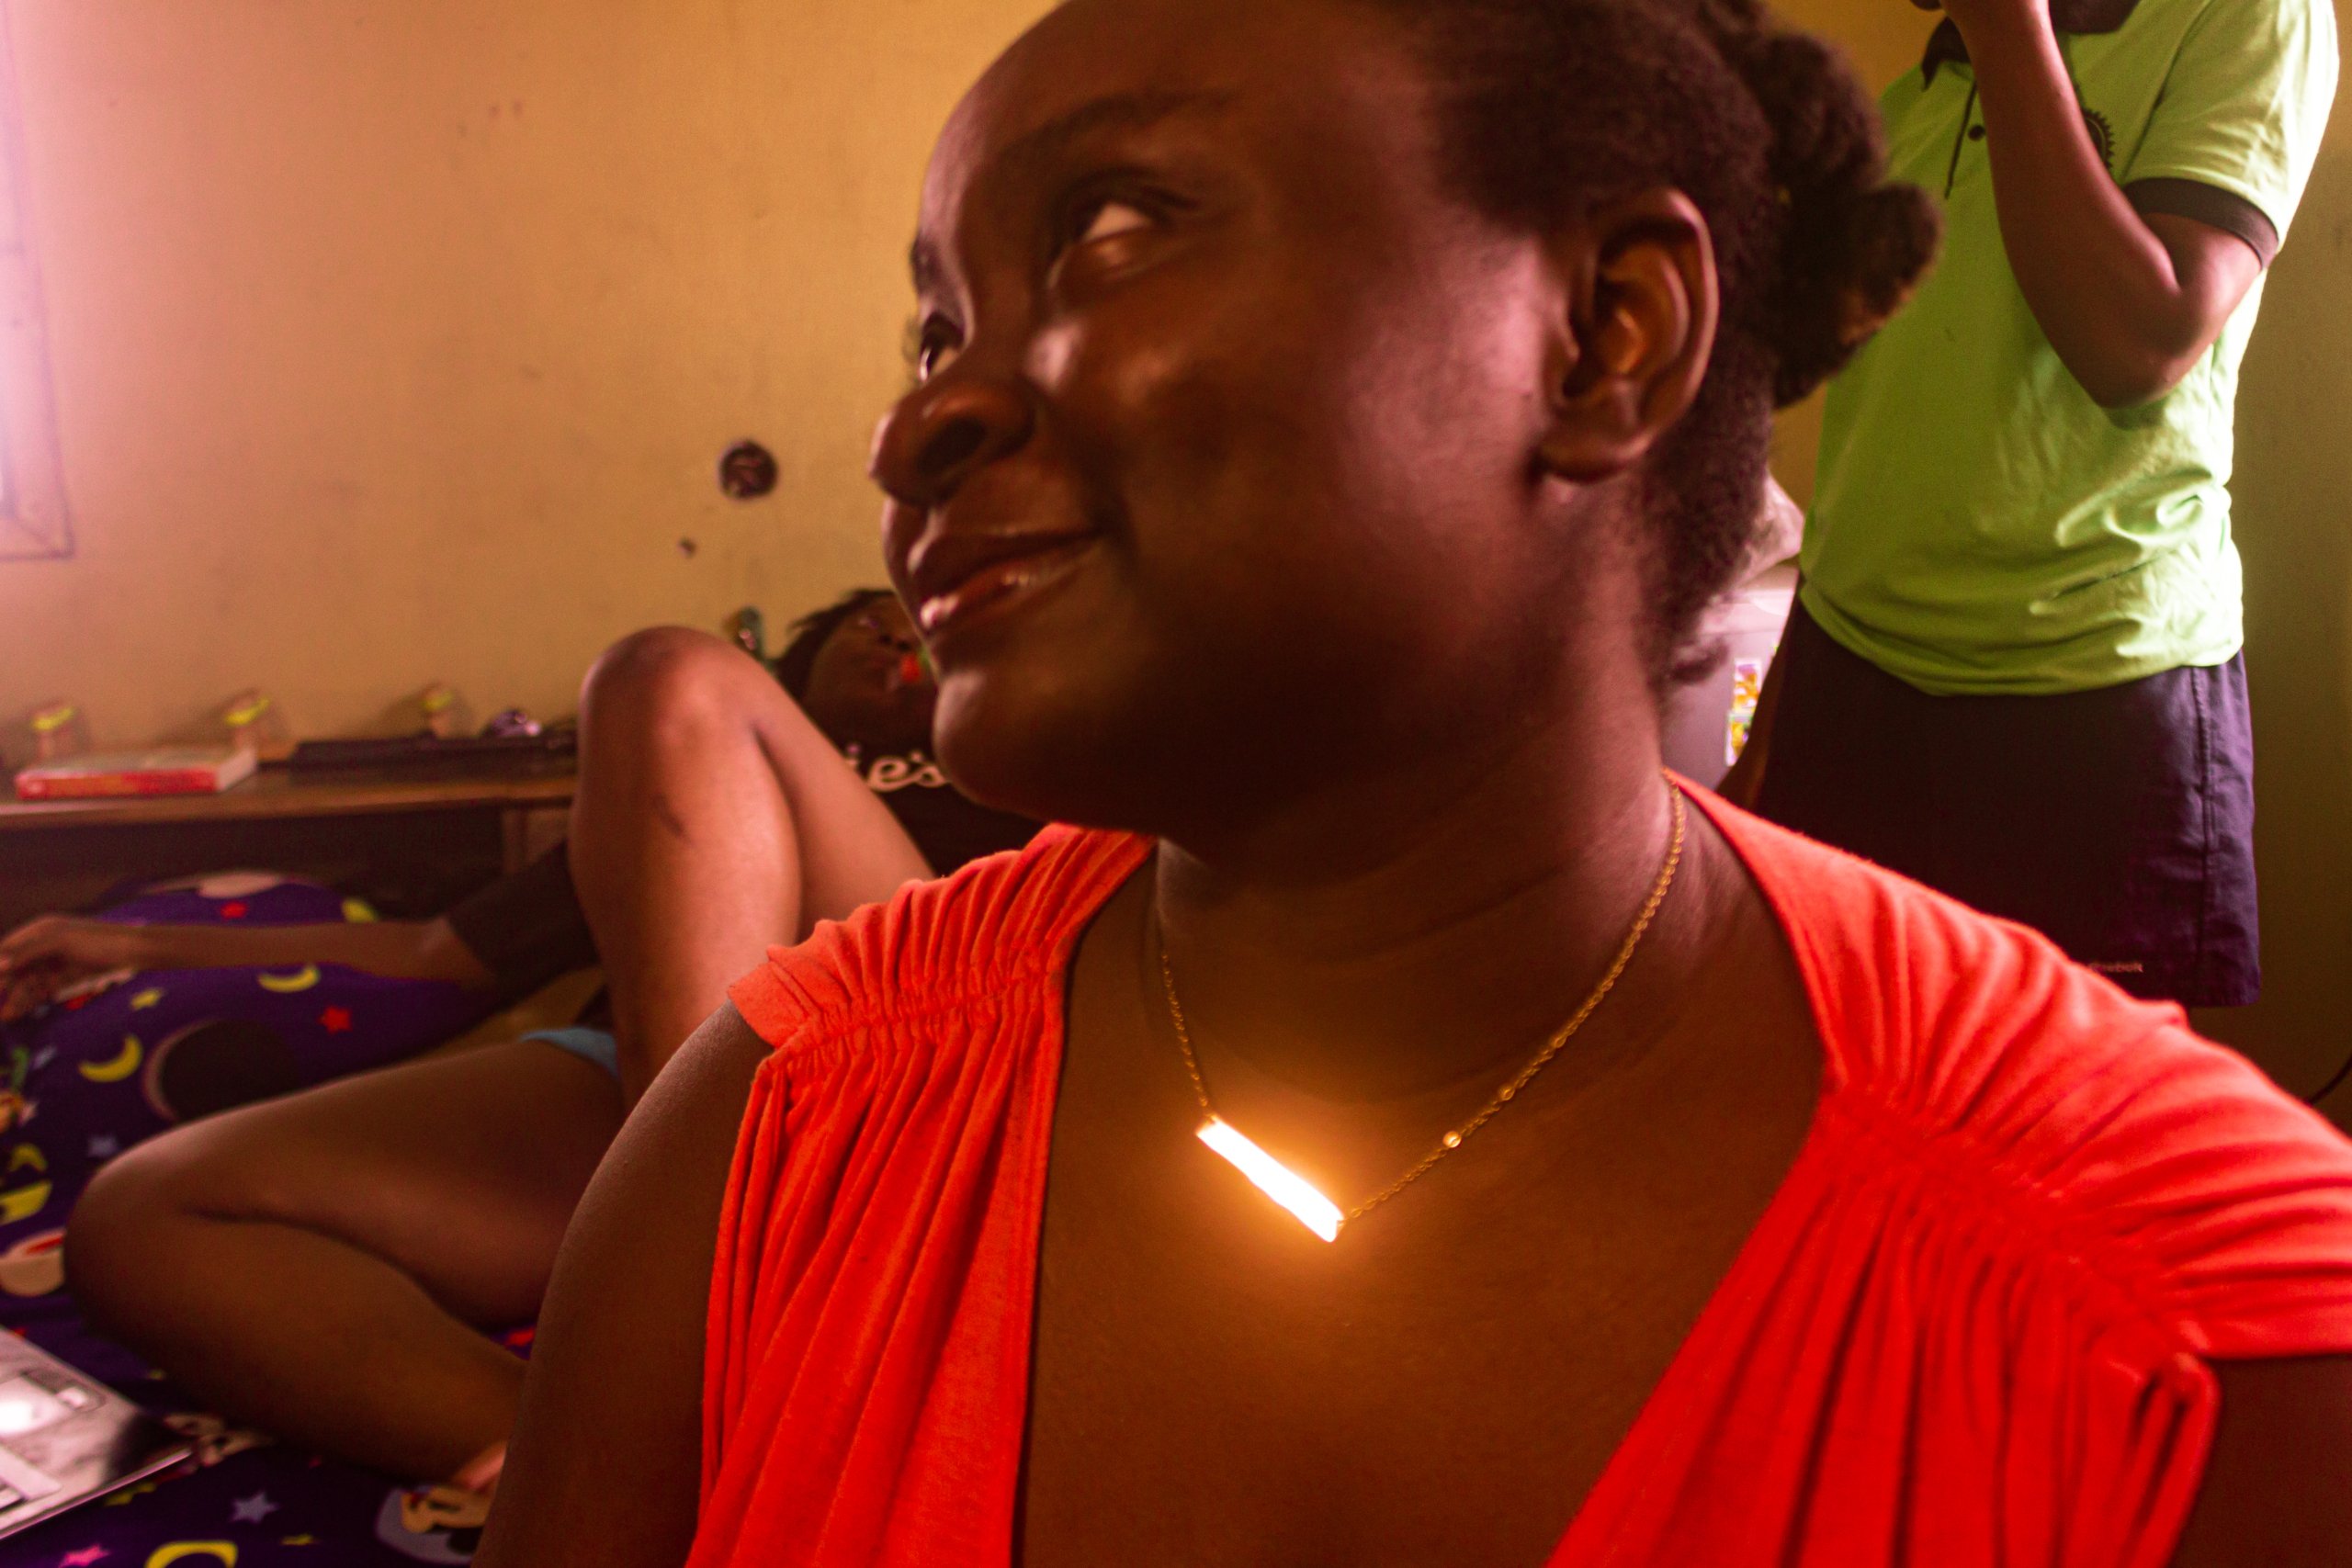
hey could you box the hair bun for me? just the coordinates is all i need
[1715,24,1942,403]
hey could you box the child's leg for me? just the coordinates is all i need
[66,626,931,1481]
[67,1039,623,1481]
[568,626,931,1101]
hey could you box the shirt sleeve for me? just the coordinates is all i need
[2122,0,2339,244]
[440,843,601,1007]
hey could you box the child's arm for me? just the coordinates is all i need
[1951,0,2266,407]
[0,912,495,1021]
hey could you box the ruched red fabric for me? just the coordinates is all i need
[696,787,2352,1568]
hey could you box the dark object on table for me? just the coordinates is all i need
[283,729,576,779]
[481,708,544,739]
[718,439,779,500]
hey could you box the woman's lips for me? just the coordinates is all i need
[916,537,1094,640]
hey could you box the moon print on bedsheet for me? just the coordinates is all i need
[141,1020,301,1122]
[0,1226,64,1295]
[144,1545,238,1567]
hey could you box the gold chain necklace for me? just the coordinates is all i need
[1158,781,1688,1241]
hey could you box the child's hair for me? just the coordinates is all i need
[1362,0,1939,683]
[770,587,899,701]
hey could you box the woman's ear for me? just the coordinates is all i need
[1538,188,1720,483]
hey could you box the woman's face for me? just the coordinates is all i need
[801,595,936,755]
[872,0,1657,836]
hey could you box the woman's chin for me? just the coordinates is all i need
[929,667,1138,829]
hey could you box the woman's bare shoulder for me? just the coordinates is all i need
[2171,1355,2352,1566]
[476,1005,771,1568]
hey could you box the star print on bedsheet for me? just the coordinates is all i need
[230,1491,278,1523]
[86,1135,119,1160]
[318,1007,353,1034]
[59,1547,108,1564]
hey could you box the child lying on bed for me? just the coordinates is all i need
[0,592,1035,1502]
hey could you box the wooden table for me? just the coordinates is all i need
[0,769,574,930]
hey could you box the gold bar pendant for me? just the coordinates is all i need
[1197,1118,1343,1242]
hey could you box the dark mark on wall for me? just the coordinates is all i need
[719,439,779,500]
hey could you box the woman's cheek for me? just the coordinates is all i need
[1031,316,1204,434]
[1034,267,1280,466]
[1027,319,1087,391]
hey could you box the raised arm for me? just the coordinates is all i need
[0,911,492,1021]
[1950,0,2293,408]
[474,1003,771,1568]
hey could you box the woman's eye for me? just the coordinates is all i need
[912,321,962,383]
[1073,199,1152,247]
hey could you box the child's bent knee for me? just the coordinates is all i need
[64,1144,182,1322]
[579,627,751,720]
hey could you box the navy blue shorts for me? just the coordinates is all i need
[1753,603,2259,1008]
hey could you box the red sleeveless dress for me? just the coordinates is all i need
[694,787,2352,1568]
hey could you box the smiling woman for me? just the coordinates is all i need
[477,2,2352,1566]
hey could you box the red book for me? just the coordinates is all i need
[13,747,258,801]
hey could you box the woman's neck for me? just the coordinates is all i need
[1150,704,1699,1112]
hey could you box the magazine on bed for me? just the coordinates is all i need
[0,1333,190,1540]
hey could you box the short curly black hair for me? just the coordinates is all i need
[768,587,897,702]
[1360,0,1939,683]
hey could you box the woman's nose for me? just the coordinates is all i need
[870,370,1035,510]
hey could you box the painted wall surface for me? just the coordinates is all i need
[1772,0,2352,1111]
[3,0,2346,1105]
[0,0,1049,746]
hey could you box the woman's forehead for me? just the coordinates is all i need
[915,0,1429,270]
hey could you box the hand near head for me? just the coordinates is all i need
[0,915,148,1022]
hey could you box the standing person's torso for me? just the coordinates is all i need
[1802,0,2335,695]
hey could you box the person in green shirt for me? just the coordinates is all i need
[1724,0,2336,1006]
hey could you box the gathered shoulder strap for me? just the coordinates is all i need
[1692,782,2352,1360]
[728,824,1152,1057]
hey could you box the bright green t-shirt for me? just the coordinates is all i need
[1803,0,2337,695]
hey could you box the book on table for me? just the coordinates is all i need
[11,747,258,801]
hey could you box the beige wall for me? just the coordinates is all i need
[1772,0,2352,1113]
[6,0,2347,1104]
[2200,126,2352,1111]
[0,0,1048,747]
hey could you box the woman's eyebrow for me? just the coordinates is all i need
[990,88,1238,188]
[909,88,1237,295]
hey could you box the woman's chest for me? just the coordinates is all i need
[1015,1208,1719,1568]
[1014,931,1821,1566]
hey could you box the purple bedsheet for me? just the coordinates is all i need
[0,874,510,1566]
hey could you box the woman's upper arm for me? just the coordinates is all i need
[476,1003,773,1568]
[2169,1355,2352,1566]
